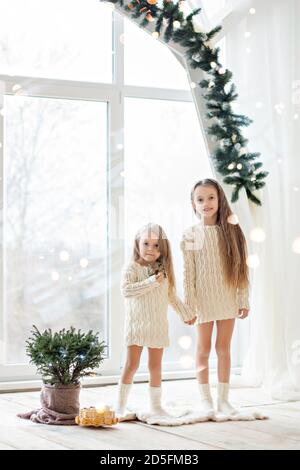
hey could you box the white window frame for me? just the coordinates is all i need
[0,9,246,390]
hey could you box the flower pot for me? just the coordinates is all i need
[18,383,81,425]
[41,383,80,415]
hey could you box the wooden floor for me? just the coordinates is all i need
[0,379,299,450]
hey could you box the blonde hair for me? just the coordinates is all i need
[133,223,176,294]
[191,179,249,289]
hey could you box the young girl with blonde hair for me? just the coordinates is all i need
[116,223,196,419]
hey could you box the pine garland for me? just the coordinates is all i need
[102,0,268,205]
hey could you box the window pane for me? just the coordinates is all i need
[3,95,108,364]
[124,97,212,369]
[0,0,112,83]
[124,20,190,90]
[201,0,227,19]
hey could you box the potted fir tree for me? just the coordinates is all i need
[18,325,106,425]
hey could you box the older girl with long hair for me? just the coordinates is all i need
[181,178,250,416]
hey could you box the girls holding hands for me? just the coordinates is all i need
[116,223,196,419]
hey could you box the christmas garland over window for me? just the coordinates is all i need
[102,0,268,205]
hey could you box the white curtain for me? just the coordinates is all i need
[221,0,300,400]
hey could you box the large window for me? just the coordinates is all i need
[0,0,112,83]
[198,0,227,20]
[124,20,189,90]
[124,97,212,369]
[3,95,108,364]
[0,0,242,385]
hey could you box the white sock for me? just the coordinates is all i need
[217,382,238,415]
[198,383,214,413]
[115,381,132,416]
[149,386,168,415]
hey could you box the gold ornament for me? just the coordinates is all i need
[75,406,118,427]
[147,0,158,5]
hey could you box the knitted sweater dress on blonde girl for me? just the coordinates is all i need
[181,224,250,324]
[121,261,195,348]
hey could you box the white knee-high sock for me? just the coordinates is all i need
[149,386,168,415]
[198,383,214,413]
[116,381,132,415]
[217,382,238,415]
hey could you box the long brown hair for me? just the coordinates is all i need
[191,179,249,289]
[133,223,176,294]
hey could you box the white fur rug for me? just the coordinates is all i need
[122,403,268,426]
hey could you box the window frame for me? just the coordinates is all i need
[0,11,244,388]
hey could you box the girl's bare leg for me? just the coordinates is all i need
[196,322,214,384]
[121,345,143,384]
[215,319,237,414]
[215,319,235,383]
[148,348,167,414]
[148,347,164,387]
[195,322,215,414]
[116,345,143,418]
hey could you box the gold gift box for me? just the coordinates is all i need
[75,406,118,427]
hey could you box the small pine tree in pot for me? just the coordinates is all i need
[18,325,106,425]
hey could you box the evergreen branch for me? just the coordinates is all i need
[100,0,269,205]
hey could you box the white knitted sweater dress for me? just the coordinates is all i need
[121,261,195,348]
[181,224,250,324]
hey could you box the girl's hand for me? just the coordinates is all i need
[238,308,249,319]
[185,316,197,325]
[155,272,165,284]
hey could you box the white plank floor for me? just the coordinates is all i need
[0,379,299,450]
